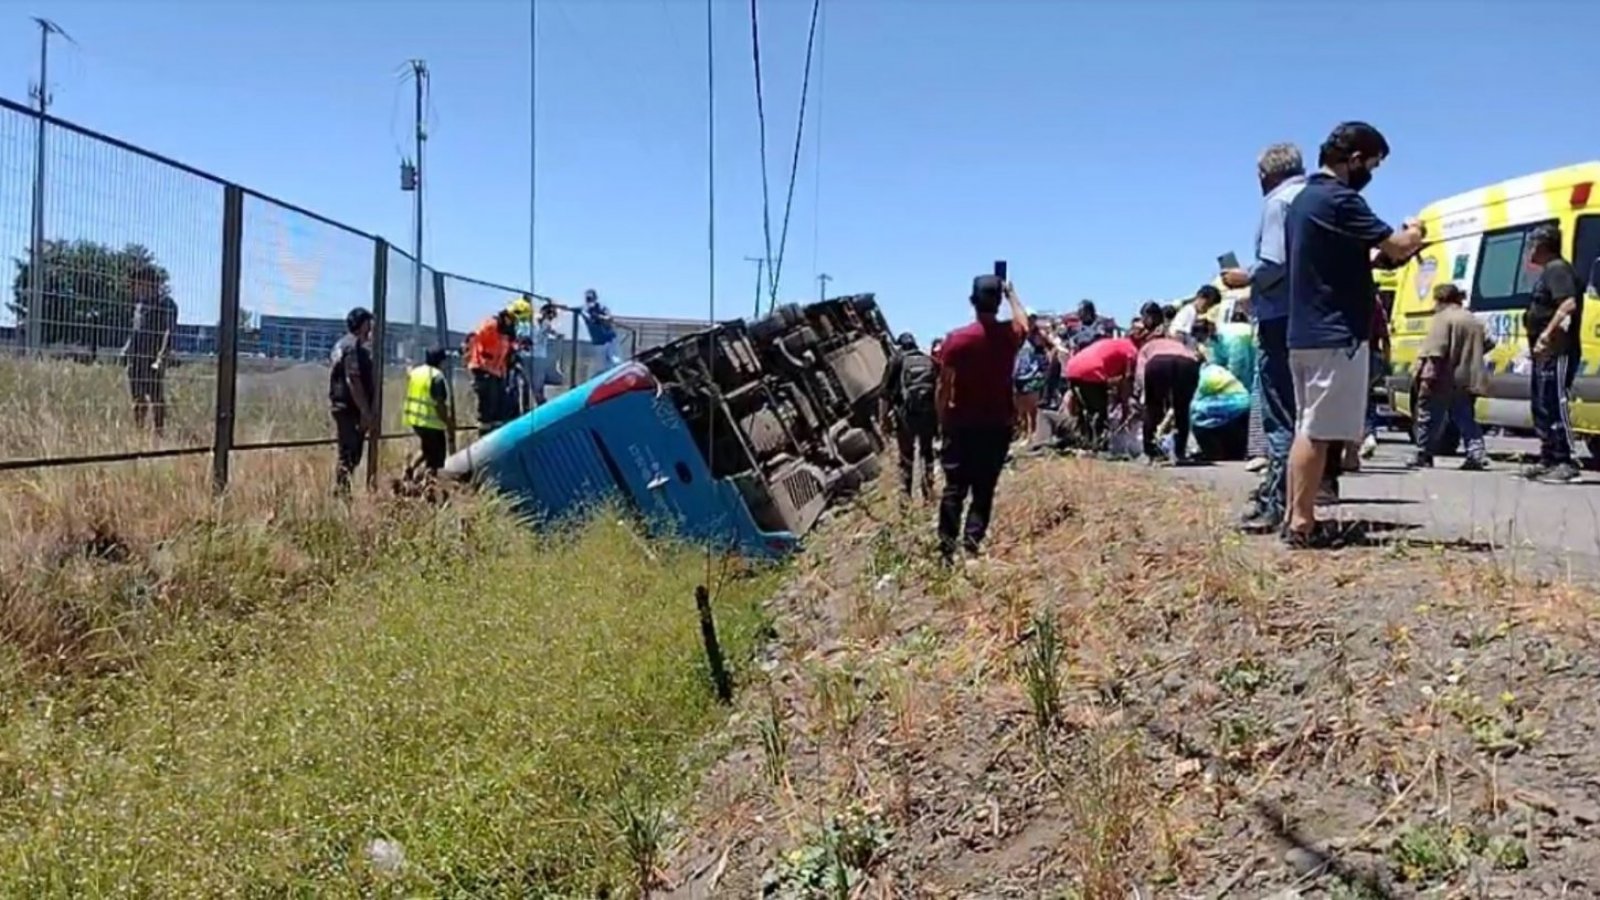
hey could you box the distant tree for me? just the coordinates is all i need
[7,240,173,348]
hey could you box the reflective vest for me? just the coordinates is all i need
[403,365,446,430]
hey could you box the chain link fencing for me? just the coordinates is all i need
[0,95,621,485]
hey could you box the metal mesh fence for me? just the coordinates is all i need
[383,247,444,433]
[0,105,224,462]
[0,96,546,487]
[235,194,376,445]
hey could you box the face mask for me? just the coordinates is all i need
[1345,161,1373,192]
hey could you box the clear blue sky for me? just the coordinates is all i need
[2,0,1597,343]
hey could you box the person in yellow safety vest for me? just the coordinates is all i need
[403,347,455,478]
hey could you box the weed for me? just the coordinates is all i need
[1440,688,1544,757]
[1057,727,1152,898]
[1387,822,1527,884]
[1215,656,1274,698]
[761,803,892,900]
[809,662,864,742]
[1023,607,1064,735]
[606,781,672,896]
[755,692,790,787]
[1212,713,1273,768]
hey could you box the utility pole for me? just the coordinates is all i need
[816,272,832,303]
[743,256,765,318]
[26,18,72,353]
[529,1,537,300]
[398,59,428,363]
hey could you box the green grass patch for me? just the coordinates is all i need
[0,501,776,897]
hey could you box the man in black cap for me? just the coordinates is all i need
[329,306,377,493]
[879,332,940,499]
[934,274,1029,563]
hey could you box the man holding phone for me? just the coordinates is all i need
[933,266,1029,564]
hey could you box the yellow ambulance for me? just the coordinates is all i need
[1387,162,1600,453]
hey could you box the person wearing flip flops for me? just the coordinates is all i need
[1282,122,1427,549]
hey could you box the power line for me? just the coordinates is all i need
[748,0,775,312]
[811,0,827,286]
[766,0,823,313]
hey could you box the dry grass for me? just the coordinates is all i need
[663,457,1600,898]
[0,354,450,462]
[0,356,777,896]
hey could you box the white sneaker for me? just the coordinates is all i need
[1245,456,1268,473]
[1360,434,1379,459]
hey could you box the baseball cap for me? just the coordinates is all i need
[970,274,1003,302]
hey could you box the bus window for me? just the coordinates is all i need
[1471,219,1559,312]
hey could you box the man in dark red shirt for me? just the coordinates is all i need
[934,274,1029,563]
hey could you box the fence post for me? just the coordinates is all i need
[432,270,457,454]
[568,310,580,389]
[366,239,389,490]
[211,184,244,494]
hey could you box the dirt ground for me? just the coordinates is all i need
[661,456,1600,899]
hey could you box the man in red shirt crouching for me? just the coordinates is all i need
[934,275,1030,564]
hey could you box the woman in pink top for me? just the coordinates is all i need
[1136,333,1201,463]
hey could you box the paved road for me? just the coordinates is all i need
[1170,433,1600,572]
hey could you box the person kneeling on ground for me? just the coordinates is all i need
[1134,326,1201,464]
[403,347,457,481]
[1411,283,1489,470]
[1190,360,1253,461]
[1063,330,1138,450]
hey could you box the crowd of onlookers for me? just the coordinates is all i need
[887,119,1592,559]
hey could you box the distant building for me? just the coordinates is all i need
[614,314,714,356]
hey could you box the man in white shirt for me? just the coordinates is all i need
[1171,285,1220,343]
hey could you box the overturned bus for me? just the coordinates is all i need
[441,294,896,557]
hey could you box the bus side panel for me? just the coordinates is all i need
[582,391,796,557]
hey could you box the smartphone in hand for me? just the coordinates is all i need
[994,260,1008,283]
[1217,252,1240,272]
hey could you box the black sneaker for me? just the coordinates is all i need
[1408,454,1434,469]
[1237,506,1284,534]
[1521,463,1551,481]
[1540,462,1581,483]
[1459,457,1489,472]
[1282,523,1346,550]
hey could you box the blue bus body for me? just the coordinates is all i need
[442,363,799,558]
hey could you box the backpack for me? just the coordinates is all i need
[899,351,938,417]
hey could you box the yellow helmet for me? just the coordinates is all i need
[507,295,533,320]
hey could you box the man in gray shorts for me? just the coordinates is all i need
[1282,122,1426,547]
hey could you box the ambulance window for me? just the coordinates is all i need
[1470,219,1558,312]
[1574,215,1600,293]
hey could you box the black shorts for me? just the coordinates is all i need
[126,358,166,402]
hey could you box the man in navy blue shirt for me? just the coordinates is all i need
[1283,122,1426,547]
